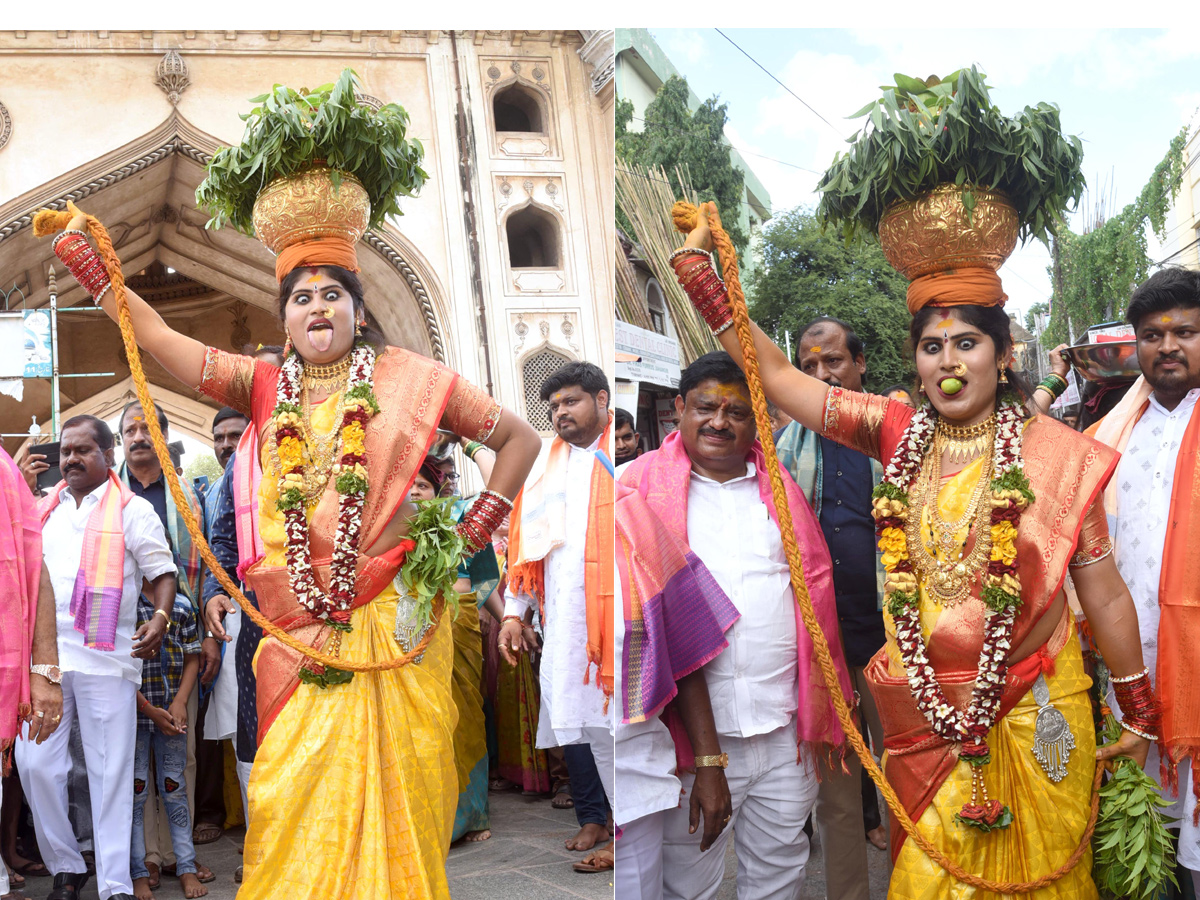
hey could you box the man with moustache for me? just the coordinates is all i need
[116,402,216,885]
[504,361,616,866]
[772,317,889,899]
[619,352,851,900]
[15,415,177,900]
[1091,267,1200,889]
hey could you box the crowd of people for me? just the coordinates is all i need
[609,200,1200,900]
[5,185,1200,900]
[0,205,619,900]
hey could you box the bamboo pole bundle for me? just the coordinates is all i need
[615,159,718,364]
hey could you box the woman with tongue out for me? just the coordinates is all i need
[49,206,542,900]
[670,202,1156,898]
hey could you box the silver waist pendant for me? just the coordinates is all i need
[393,580,430,663]
[1031,672,1075,782]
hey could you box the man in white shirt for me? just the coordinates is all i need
[1092,267,1200,890]
[619,352,852,900]
[15,415,178,900]
[502,361,615,865]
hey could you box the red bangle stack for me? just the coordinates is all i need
[1112,668,1162,741]
[671,251,733,335]
[457,489,514,554]
[53,230,112,300]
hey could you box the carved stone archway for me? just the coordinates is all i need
[0,112,452,453]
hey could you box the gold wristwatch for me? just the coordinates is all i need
[694,753,729,769]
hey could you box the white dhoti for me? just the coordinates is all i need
[662,722,818,900]
[16,671,137,900]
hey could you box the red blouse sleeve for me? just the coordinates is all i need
[196,347,280,426]
[439,374,503,443]
[1069,497,1114,568]
[820,386,914,465]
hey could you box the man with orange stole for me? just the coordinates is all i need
[1091,267,1200,890]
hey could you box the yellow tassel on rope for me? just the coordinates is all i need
[34,206,442,673]
[672,199,1101,892]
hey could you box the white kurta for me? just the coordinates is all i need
[685,463,798,738]
[504,433,611,749]
[43,479,177,682]
[1110,387,1200,869]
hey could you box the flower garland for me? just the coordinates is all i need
[871,397,1034,833]
[273,342,380,635]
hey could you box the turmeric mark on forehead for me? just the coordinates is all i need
[306,274,323,284]
[936,317,956,330]
[706,383,751,403]
[809,346,822,353]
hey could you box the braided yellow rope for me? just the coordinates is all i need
[33,204,442,673]
[672,200,1102,892]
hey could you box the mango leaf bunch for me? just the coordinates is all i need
[196,67,427,235]
[397,498,465,627]
[817,65,1085,247]
[1092,711,1178,899]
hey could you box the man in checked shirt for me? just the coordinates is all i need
[131,597,206,900]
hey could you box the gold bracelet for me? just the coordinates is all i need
[154,608,171,625]
[693,753,729,769]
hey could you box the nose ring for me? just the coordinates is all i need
[952,361,967,378]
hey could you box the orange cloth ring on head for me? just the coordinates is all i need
[905,267,1008,316]
[275,236,361,282]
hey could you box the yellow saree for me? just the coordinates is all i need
[240,393,457,899]
[884,458,1097,899]
[195,346,504,900]
[822,388,1118,899]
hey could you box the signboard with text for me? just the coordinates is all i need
[615,320,681,389]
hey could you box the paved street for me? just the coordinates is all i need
[31,788,889,899]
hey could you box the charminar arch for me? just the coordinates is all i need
[0,30,615,461]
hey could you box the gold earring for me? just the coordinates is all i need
[999,369,1008,385]
[284,332,293,356]
[355,323,363,339]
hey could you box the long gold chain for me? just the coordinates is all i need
[905,443,995,608]
[265,374,346,506]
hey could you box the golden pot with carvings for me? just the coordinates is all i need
[251,166,370,255]
[877,184,1018,281]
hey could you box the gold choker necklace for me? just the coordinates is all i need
[935,414,996,466]
[301,355,353,392]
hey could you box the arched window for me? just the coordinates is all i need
[523,347,571,430]
[646,278,667,335]
[506,206,561,269]
[493,83,546,134]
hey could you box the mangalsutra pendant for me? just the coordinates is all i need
[1031,672,1075,782]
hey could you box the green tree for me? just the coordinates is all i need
[749,208,914,392]
[184,452,224,488]
[617,76,749,258]
[1044,127,1188,346]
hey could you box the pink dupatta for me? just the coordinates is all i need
[0,450,41,751]
[619,431,853,754]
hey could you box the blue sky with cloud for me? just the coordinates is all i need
[650,28,1200,326]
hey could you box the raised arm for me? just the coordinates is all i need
[678,203,830,433]
[58,209,207,390]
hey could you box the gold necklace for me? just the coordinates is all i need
[905,447,995,607]
[266,387,344,506]
[936,414,997,466]
[301,355,353,393]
